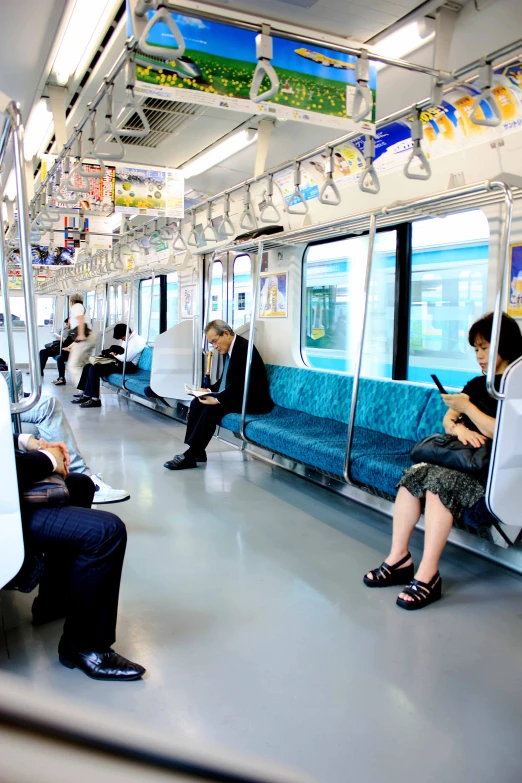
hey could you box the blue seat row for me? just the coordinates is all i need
[105,346,154,397]
[221,364,449,496]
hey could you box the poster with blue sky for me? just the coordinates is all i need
[131,6,377,131]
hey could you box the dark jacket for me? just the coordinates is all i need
[13,435,54,492]
[210,334,273,414]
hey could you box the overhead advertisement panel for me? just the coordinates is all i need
[114,163,184,217]
[129,5,377,132]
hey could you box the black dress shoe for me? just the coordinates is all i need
[164,453,197,470]
[80,398,102,408]
[32,596,66,626]
[58,639,145,681]
[72,395,90,404]
[195,452,207,463]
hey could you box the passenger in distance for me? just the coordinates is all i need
[364,312,522,610]
[12,433,145,681]
[39,318,71,380]
[73,323,145,409]
[164,320,273,470]
[66,293,96,387]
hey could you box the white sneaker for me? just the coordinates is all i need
[91,474,130,504]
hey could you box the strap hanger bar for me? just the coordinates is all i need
[404,108,432,180]
[286,162,308,214]
[318,147,341,205]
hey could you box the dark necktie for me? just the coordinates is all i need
[218,354,229,392]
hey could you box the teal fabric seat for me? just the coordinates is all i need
[105,346,153,397]
[219,364,440,497]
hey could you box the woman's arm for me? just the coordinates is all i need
[441,393,496,439]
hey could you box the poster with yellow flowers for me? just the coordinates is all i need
[114,163,184,217]
[131,8,376,132]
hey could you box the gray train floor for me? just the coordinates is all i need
[2,379,522,783]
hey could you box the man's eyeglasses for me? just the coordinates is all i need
[207,334,221,346]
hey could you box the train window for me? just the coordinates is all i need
[6,297,26,326]
[210,260,224,321]
[85,290,95,319]
[37,297,54,326]
[408,210,489,388]
[232,254,251,329]
[302,230,397,377]
[139,277,161,342]
[166,272,179,330]
[108,284,123,324]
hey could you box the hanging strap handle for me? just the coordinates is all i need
[286,162,308,214]
[259,174,282,222]
[65,129,91,193]
[249,26,280,103]
[187,209,199,247]
[219,193,235,237]
[318,147,341,205]
[203,202,219,242]
[116,55,151,139]
[78,110,106,178]
[240,184,256,229]
[352,51,373,123]
[172,220,188,251]
[134,0,186,61]
[58,156,83,204]
[470,61,502,128]
[93,83,125,160]
[404,109,431,181]
[359,135,380,194]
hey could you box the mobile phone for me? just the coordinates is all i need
[431,374,447,394]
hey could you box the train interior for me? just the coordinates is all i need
[1,0,522,780]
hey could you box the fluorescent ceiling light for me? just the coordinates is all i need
[373,21,435,68]
[24,99,54,161]
[182,129,258,180]
[52,0,119,85]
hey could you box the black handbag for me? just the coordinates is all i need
[411,433,491,477]
[44,339,61,355]
[23,475,69,507]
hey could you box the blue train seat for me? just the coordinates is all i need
[105,346,154,397]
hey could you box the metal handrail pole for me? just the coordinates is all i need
[100,284,109,351]
[202,253,216,348]
[343,213,377,483]
[486,182,513,402]
[146,271,155,345]
[0,215,21,429]
[239,244,262,442]
[7,103,42,415]
[122,282,134,392]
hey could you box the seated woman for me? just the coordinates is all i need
[364,312,522,610]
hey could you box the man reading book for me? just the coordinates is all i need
[164,320,273,470]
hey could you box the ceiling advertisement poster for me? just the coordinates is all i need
[41,156,115,215]
[128,4,377,132]
[114,163,184,217]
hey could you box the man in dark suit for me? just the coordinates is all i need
[164,319,273,470]
[12,433,145,681]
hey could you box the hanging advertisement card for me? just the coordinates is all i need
[129,5,377,132]
[181,284,196,319]
[42,157,115,215]
[508,243,522,318]
[259,271,288,317]
[114,163,184,217]
[9,246,74,265]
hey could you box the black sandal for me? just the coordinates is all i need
[396,572,442,611]
[363,552,414,588]
[53,378,66,386]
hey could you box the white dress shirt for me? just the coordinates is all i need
[17,433,57,470]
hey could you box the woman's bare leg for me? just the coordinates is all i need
[398,490,453,601]
[366,487,421,580]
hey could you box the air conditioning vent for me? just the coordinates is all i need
[119,97,205,147]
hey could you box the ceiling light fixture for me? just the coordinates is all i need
[24,99,54,162]
[182,129,258,180]
[372,20,435,68]
[52,0,120,85]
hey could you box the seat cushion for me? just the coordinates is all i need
[138,346,153,371]
[417,389,448,439]
[350,451,414,497]
[122,370,151,396]
[220,412,258,432]
[355,379,433,442]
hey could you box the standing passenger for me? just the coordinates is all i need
[164,320,273,470]
[66,294,96,387]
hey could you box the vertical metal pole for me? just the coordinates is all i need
[343,213,377,483]
[146,271,155,344]
[122,282,134,391]
[7,102,41,415]
[486,182,512,402]
[100,283,109,351]
[0,215,21,429]
[202,253,215,350]
[239,243,262,442]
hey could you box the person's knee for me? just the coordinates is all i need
[86,510,127,553]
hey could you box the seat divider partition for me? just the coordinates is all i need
[343,213,376,484]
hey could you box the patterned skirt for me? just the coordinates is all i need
[397,462,486,523]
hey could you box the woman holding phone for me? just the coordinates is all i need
[364,312,522,610]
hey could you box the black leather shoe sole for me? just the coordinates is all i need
[163,458,197,470]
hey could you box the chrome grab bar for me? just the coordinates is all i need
[239,245,262,442]
[486,181,514,402]
[100,283,109,352]
[0,214,21,429]
[343,213,376,483]
[3,103,42,415]
[145,271,155,345]
[122,283,134,392]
